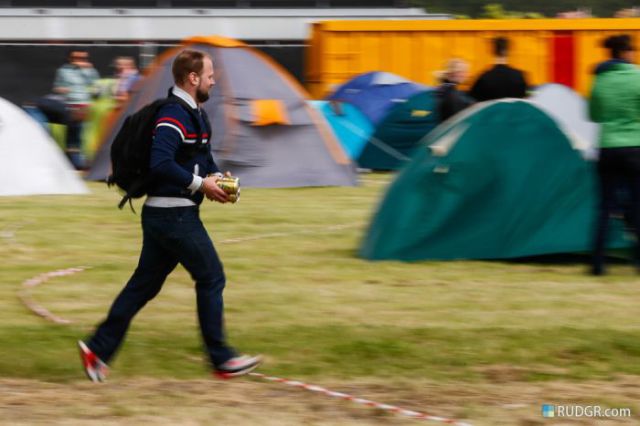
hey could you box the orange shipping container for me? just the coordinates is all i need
[305,19,640,98]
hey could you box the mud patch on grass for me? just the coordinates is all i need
[0,376,638,425]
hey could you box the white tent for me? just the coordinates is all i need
[530,83,599,159]
[0,97,88,196]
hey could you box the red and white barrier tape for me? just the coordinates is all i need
[19,268,472,425]
[249,372,473,426]
[19,267,86,324]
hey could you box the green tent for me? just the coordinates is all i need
[359,90,439,170]
[360,100,630,261]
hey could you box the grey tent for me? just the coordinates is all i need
[530,83,599,159]
[87,35,356,187]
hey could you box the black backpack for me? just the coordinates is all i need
[107,95,209,210]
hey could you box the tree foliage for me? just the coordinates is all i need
[480,3,545,19]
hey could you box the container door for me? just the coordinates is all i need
[550,31,576,88]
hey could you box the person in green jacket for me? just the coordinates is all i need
[589,34,640,275]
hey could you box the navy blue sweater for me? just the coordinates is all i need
[147,96,219,204]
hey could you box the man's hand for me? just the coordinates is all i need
[201,176,229,203]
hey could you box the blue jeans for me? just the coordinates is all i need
[87,205,236,367]
[65,119,85,170]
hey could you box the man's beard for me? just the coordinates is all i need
[196,87,210,103]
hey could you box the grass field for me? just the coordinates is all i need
[1,174,639,425]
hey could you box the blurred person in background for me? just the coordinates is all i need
[78,49,262,382]
[435,58,474,122]
[469,37,528,101]
[589,34,640,275]
[53,50,100,169]
[113,56,140,104]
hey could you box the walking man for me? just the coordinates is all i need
[78,49,262,381]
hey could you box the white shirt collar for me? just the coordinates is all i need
[171,85,198,109]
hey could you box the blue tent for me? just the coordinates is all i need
[358,90,440,170]
[327,72,427,125]
[308,100,374,160]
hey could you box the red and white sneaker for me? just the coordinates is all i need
[214,354,262,379]
[77,340,108,383]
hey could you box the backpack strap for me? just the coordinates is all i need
[118,177,149,211]
[201,108,212,140]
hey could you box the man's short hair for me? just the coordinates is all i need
[172,49,211,85]
[69,50,88,61]
[493,37,509,57]
[603,34,635,59]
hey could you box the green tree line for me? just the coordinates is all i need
[410,0,639,17]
